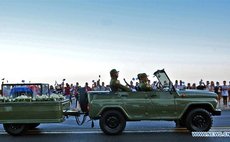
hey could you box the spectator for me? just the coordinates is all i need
[206,81,210,91]
[177,80,185,90]
[222,81,229,107]
[135,82,139,91]
[105,85,111,91]
[197,79,206,90]
[151,81,158,90]
[129,81,136,91]
[70,83,74,96]
[191,83,196,89]
[64,83,72,104]
[92,82,97,91]
[74,82,80,101]
[209,81,215,92]
[174,80,179,89]
[49,85,54,94]
[228,81,230,102]
[85,82,92,92]
[214,81,221,104]
[187,83,192,89]
[96,80,102,91]
[100,82,107,91]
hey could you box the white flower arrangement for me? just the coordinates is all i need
[0,95,9,102]
[50,94,65,101]
[12,95,32,102]
[35,94,50,101]
[36,94,65,101]
[0,94,65,103]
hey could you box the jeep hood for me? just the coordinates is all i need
[177,89,217,98]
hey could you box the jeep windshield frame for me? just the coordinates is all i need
[154,69,175,92]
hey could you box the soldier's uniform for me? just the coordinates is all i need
[110,69,131,92]
[138,73,153,91]
[139,82,152,91]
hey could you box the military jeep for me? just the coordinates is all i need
[87,69,221,135]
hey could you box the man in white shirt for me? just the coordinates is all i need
[222,81,229,107]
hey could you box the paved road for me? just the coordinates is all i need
[0,111,229,142]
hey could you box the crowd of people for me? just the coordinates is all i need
[173,79,230,107]
[52,77,230,109]
[50,80,111,109]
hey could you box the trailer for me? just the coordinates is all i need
[0,83,87,136]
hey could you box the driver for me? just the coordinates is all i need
[110,69,131,92]
[138,73,153,91]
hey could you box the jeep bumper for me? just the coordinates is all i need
[213,109,221,116]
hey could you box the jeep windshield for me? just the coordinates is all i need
[154,69,175,91]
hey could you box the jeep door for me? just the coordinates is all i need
[118,92,151,120]
[149,90,177,120]
[151,69,177,119]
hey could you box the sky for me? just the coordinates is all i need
[0,0,230,86]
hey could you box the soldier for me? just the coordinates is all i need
[110,69,131,92]
[138,73,153,91]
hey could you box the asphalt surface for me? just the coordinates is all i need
[0,110,229,142]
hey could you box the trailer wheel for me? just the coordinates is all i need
[99,110,126,135]
[3,124,28,136]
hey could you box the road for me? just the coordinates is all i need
[0,111,229,142]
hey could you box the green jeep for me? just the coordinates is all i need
[87,69,221,135]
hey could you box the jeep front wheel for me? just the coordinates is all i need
[186,108,212,131]
[99,110,126,135]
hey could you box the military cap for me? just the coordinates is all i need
[137,73,142,80]
[137,73,148,79]
[110,69,119,75]
[142,73,148,78]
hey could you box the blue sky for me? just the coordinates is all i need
[0,0,230,86]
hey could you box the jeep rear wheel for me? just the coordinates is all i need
[99,110,126,135]
[3,124,28,136]
[186,108,212,131]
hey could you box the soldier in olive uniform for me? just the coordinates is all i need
[110,69,131,92]
[138,73,153,91]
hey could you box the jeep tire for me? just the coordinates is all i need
[99,110,126,135]
[186,108,212,131]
